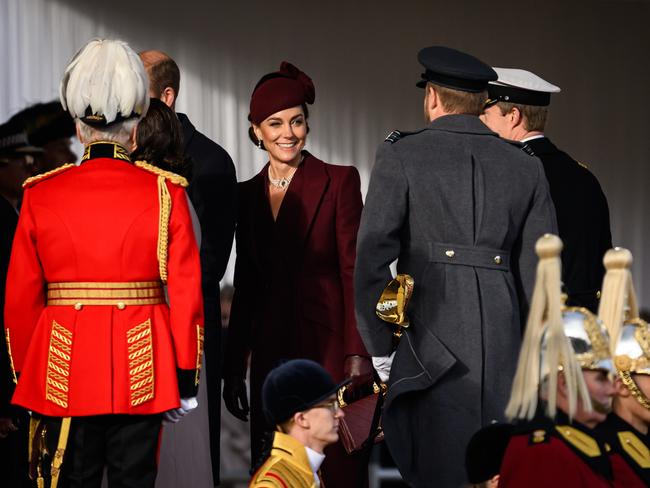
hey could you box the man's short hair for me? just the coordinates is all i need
[76,118,138,147]
[430,83,487,116]
[148,58,181,98]
[496,102,549,132]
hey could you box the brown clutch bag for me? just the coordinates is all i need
[337,378,387,454]
[336,274,414,454]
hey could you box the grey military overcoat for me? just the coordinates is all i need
[355,115,557,487]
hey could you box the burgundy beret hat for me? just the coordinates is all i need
[249,62,315,125]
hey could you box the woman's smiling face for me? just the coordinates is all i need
[253,105,307,165]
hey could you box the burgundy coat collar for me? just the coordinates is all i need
[250,151,330,263]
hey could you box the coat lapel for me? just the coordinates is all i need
[276,152,329,252]
[248,167,274,272]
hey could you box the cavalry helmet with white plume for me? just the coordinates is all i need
[506,234,613,422]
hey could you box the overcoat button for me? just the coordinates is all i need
[445,250,455,258]
[494,256,502,264]
[117,302,126,310]
[74,302,83,311]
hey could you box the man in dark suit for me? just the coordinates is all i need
[482,68,612,313]
[355,46,557,487]
[140,50,237,483]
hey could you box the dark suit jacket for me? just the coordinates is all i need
[179,113,236,482]
[226,152,368,382]
[523,137,612,312]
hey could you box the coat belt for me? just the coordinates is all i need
[46,281,165,308]
[429,243,510,271]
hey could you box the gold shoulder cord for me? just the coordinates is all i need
[156,175,171,284]
[134,161,189,284]
[22,163,75,188]
[134,161,189,187]
[5,329,17,384]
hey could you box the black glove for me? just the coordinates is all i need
[223,376,249,422]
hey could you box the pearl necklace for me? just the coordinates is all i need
[268,162,300,191]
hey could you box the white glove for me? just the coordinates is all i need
[163,397,198,424]
[372,352,396,383]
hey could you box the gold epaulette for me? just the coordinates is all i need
[22,163,75,188]
[556,425,601,457]
[618,431,650,468]
[134,161,188,187]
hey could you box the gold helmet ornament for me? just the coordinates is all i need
[598,247,650,410]
[506,234,613,422]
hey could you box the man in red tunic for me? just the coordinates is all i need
[499,235,615,487]
[4,39,204,488]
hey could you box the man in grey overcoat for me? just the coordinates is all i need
[354,46,557,487]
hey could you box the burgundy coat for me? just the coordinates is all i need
[225,152,368,384]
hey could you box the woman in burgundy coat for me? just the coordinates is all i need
[223,62,372,486]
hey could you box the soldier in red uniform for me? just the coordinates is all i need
[4,39,204,488]
[596,248,650,487]
[499,235,615,487]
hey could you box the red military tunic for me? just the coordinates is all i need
[4,142,204,417]
[500,416,613,488]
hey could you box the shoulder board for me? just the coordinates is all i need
[384,129,423,144]
[520,142,537,157]
[134,161,188,187]
[555,425,601,457]
[617,431,650,468]
[577,160,589,170]
[23,163,75,188]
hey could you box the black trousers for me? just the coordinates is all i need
[42,414,162,488]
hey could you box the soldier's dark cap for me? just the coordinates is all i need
[416,46,497,92]
[0,120,43,157]
[485,68,561,108]
[8,101,76,146]
[262,359,350,427]
[465,422,514,483]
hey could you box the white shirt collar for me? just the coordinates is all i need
[305,447,326,486]
[521,134,545,143]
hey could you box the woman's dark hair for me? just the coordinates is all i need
[132,98,192,180]
[248,104,310,151]
[250,431,275,475]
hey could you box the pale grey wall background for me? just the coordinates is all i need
[2,0,648,308]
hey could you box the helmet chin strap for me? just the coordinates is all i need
[619,371,650,411]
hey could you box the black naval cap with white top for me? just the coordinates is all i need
[485,68,561,107]
[416,46,497,92]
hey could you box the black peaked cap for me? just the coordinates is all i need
[416,46,497,92]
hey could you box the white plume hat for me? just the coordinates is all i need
[59,39,149,126]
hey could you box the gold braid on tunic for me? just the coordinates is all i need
[134,161,189,284]
[22,163,75,188]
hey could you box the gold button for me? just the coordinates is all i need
[445,250,455,258]
[117,302,126,310]
[74,302,83,311]
[494,256,502,264]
